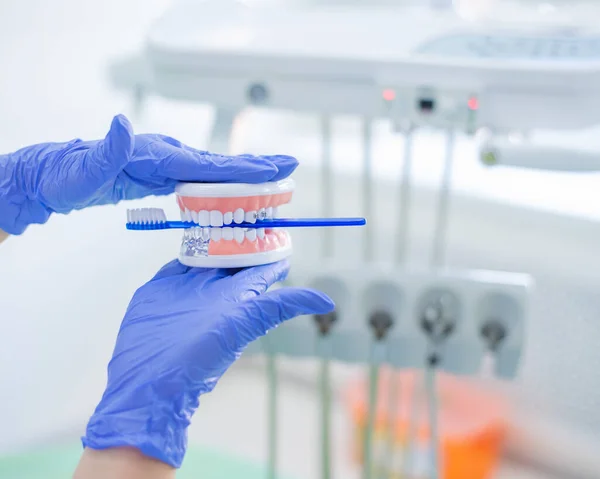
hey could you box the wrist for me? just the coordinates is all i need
[83,384,201,468]
[74,447,175,479]
[0,151,50,234]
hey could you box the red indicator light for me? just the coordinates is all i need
[383,89,396,101]
[468,97,479,110]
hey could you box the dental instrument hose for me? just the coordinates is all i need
[431,131,456,269]
[322,116,334,258]
[426,131,456,479]
[363,118,374,262]
[364,312,394,479]
[320,350,332,479]
[315,312,337,479]
[396,127,414,265]
[389,127,415,479]
[385,369,400,477]
[266,337,278,479]
[480,319,507,378]
[364,360,380,479]
[404,369,423,479]
[425,352,441,479]
[361,117,380,479]
[318,115,335,479]
[405,131,455,479]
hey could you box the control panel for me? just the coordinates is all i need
[381,86,479,132]
[416,33,600,60]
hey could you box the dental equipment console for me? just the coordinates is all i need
[112,1,600,477]
[113,0,600,170]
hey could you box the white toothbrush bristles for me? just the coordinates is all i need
[127,208,168,224]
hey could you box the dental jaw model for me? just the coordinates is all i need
[126,178,364,267]
[176,178,294,268]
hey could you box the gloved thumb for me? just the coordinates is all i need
[87,114,134,182]
[231,287,335,347]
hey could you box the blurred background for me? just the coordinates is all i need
[1,0,600,478]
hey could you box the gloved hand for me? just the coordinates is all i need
[0,114,297,234]
[82,259,334,468]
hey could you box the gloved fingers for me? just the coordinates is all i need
[268,154,298,180]
[141,137,298,183]
[165,150,283,183]
[84,115,134,186]
[228,260,291,300]
[230,287,335,345]
[156,139,299,181]
[152,134,185,149]
[151,136,299,180]
[235,154,299,181]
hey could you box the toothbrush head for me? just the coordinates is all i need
[126,208,170,230]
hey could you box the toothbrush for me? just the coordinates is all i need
[126,208,366,230]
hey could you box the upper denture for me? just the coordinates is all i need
[178,192,292,213]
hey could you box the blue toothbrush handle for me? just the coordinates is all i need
[126,217,366,230]
[125,221,193,230]
[251,217,366,228]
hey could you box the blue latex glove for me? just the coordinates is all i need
[82,259,334,468]
[0,114,298,234]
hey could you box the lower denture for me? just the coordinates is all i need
[208,230,289,255]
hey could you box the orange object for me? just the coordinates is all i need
[345,368,508,479]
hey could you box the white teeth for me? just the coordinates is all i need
[257,228,266,239]
[201,227,211,241]
[222,227,234,241]
[245,210,257,223]
[246,229,257,241]
[224,212,233,225]
[198,210,210,226]
[180,210,185,221]
[234,227,245,243]
[210,210,223,227]
[184,209,192,222]
[234,208,245,224]
[266,207,273,218]
[258,208,267,220]
[211,228,222,242]
[190,209,198,223]
[273,207,279,218]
